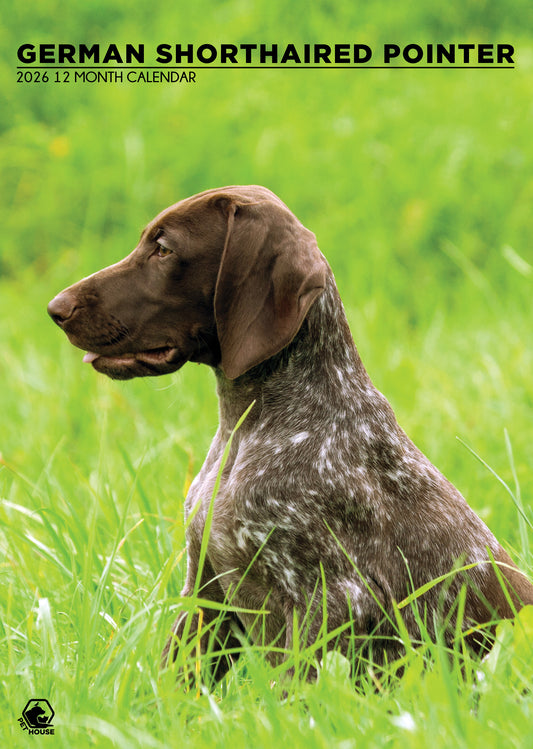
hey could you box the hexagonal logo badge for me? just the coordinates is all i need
[20,699,55,733]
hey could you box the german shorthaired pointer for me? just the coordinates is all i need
[48,185,533,684]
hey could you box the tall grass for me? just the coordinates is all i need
[1,369,532,747]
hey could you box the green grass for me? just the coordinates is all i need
[2,1,533,746]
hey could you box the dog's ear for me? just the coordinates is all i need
[213,195,327,380]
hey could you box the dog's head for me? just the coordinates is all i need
[48,186,326,380]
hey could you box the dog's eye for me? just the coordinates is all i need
[156,243,173,257]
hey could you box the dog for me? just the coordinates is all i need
[48,185,533,684]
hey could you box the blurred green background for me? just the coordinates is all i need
[2,0,532,517]
[1,1,533,743]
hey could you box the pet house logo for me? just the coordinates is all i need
[19,699,55,735]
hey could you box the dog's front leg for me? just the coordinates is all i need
[161,552,243,690]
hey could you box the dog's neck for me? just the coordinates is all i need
[213,270,391,437]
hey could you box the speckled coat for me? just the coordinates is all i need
[46,185,533,685]
[175,265,532,678]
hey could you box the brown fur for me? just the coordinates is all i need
[48,185,533,685]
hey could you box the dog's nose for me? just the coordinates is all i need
[47,291,77,327]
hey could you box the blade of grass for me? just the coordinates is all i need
[457,436,533,534]
[504,429,531,564]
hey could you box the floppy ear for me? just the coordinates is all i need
[214,197,327,380]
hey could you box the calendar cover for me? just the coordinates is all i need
[2,2,532,746]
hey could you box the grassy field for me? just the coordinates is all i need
[2,2,533,746]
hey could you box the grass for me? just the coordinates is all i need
[2,0,533,746]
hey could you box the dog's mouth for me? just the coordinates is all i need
[82,346,185,380]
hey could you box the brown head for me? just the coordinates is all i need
[47,186,327,380]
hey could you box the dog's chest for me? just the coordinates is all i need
[184,422,364,592]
